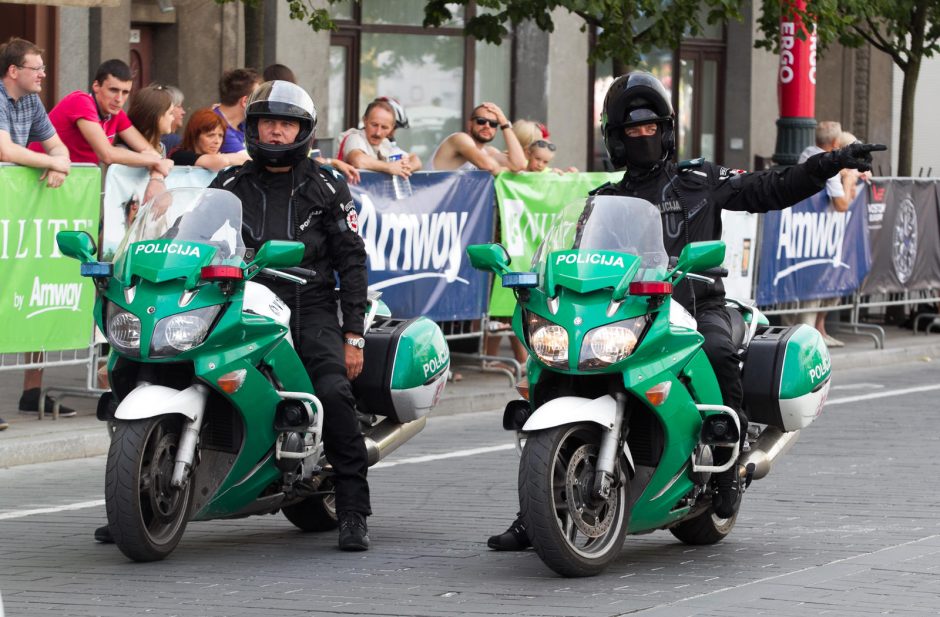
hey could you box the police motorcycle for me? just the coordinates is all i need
[468,195,831,577]
[57,187,450,562]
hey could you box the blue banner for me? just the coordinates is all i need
[351,171,495,321]
[757,190,871,305]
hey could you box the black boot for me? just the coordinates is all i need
[337,511,370,551]
[94,524,114,543]
[487,514,530,551]
[713,465,743,519]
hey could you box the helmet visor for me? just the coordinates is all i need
[248,81,315,120]
[623,107,664,127]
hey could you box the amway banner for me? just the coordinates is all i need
[0,164,101,352]
[757,189,871,305]
[351,171,495,321]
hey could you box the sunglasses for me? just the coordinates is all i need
[530,140,556,151]
[472,116,500,128]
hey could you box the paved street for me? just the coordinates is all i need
[2,359,940,616]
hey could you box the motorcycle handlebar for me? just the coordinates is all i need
[701,267,729,278]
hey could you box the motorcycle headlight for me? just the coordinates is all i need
[578,317,647,370]
[106,301,141,356]
[526,312,568,369]
[150,305,222,358]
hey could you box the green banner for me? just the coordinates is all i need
[0,164,101,353]
[490,172,621,316]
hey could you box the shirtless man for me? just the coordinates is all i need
[430,102,525,175]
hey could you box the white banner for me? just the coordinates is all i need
[720,209,758,300]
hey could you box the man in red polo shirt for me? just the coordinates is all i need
[32,59,171,184]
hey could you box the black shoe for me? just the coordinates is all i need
[94,525,114,544]
[337,511,370,551]
[0,417,8,431]
[19,388,77,417]
[487,514,531,551]
[713,466,743,519]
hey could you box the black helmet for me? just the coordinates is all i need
[245,80,317,167]
[602,71,675,169]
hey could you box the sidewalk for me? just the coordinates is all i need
[2,324,939,469]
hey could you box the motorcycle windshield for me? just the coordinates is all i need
[114,187,246,265]
[532,195,669,278]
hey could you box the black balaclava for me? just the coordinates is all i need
[624,132,664,171]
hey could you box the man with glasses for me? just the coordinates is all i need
[0,37,76,428]
[429,102,525,175]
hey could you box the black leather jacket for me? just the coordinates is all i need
[210,158,367,335]
[596,154,833,314]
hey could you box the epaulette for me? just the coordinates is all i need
[678,157,705,171]
[318,164,345,183]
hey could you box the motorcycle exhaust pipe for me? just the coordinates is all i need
[364,416,427,466]
[741,427,800,480]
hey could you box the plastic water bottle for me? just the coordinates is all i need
[388,151,413,199]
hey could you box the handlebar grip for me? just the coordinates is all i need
[702,267,729,278]
[282,267,318,279]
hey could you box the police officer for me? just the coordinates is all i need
[213,80,371,551]
[488,71,885,551]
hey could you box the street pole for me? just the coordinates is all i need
[772,0,817,166]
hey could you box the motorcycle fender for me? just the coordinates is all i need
[522,395,617,432]
[114,384,208,422]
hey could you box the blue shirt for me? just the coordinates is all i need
[0,80,56,147]
[213,106,246,154]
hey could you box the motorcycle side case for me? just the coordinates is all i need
[741,324,831,431]
[354,316,449,423]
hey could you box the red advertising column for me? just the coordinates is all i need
[772,0,818,166]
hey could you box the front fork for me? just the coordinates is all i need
[593,391,627,500]
[171,383,209,488]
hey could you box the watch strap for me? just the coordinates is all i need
[344,337,365,349]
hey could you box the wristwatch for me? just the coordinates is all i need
[344,337,365,349]
[500,121,512,130]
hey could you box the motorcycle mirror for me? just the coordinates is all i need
[676,241,725,274]
[250,240,305,271]
[57,230,98,264]
[467,243,511,275]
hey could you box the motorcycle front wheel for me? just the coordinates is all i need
[106,416,193,562]
[519,423,629,578]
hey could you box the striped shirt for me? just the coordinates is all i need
[0,80,56,147]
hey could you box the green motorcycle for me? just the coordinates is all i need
[57,187,449,562]
[469,195,830,577]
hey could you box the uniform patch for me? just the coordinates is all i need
[346,208,359,233]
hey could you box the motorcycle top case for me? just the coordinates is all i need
[353,316,449,423]
[741,324,831,431]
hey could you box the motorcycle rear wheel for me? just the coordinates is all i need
[106,417,193,562]
[669,510,738,545]
[282,478,338,531]
[519,423,629,578]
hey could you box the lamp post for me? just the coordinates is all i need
[772,0,817,166]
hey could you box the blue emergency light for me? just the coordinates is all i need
[80,262,113,278]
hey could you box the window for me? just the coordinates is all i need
[328,1,512,159]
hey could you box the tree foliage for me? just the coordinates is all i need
[755,0,940,175]
[425,0,744,71]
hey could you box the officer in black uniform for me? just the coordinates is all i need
[212,80,372,551]
[488,71,885,551]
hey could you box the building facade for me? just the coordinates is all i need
[1,0,894,173]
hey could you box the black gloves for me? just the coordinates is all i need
[819,142,887,175]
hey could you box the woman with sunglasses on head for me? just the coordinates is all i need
[169,108,249,171]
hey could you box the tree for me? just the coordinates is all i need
[425,0,743,76]
[756,0,940,176]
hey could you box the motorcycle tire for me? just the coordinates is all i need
[282,479,338,532]
[105,417,193,562]
[669,510,738,545]
[519,423,629,578]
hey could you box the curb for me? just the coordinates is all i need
[0,429,110,468]
[830,340,940,371]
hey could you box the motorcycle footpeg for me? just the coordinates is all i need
[742,462,756,489]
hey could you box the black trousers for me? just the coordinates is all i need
[295,304,371,516]
[695,306,747,435]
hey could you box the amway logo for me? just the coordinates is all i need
[773,210,851,285]
[26,277,83,318]
[357,194,469,290]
